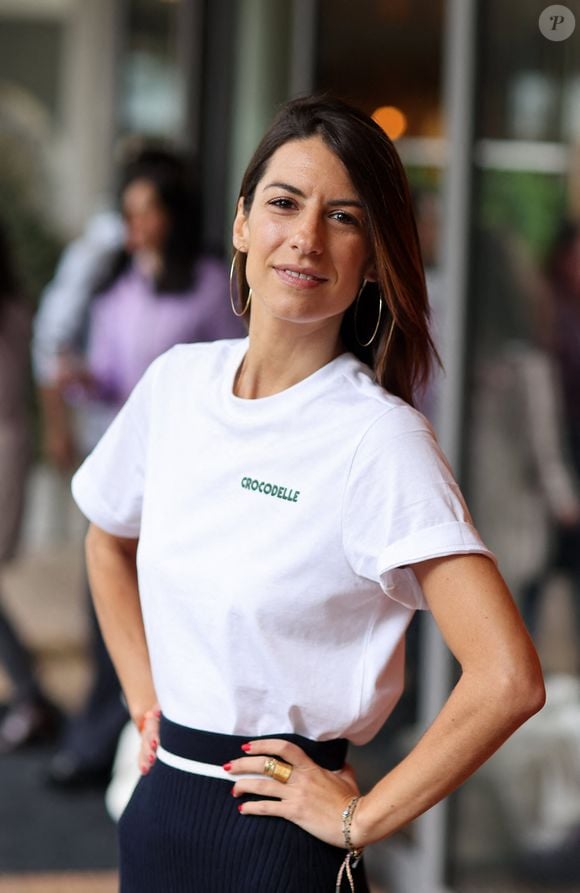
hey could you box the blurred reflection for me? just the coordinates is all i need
[459,214,580,887]
[521,221,580,645]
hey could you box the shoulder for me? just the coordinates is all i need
[336,353,434,444]
[149,337,244,386]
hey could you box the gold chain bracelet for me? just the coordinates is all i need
[335,796,363,892]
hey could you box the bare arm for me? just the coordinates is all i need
[85,523,157,733]
[228,554,545,848]
[350,553,545,845]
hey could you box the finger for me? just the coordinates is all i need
[240,738,311,768]
[237,798,290,818]
[138,708,161,774]
[139,732,157,773]
[231,778,286,799]
[225,755,281,776]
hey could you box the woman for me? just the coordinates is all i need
[0,221,59,752]
[69,147,244,452]
[71,97,544,892]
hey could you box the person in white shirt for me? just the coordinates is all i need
[71,96,545,893]
[33,209,124,471]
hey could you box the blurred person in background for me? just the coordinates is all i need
[0,219,60,752]
[521,220,580,647]
[36,147,243,788]
[33,209,124,472]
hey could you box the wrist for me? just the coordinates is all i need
[131,702,160,732]
[341,795,365,854]
[349,794,370,849]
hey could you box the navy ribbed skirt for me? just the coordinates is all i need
[118,717,370,892]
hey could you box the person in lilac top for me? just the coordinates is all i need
[64,148,244,453]
[48,148,244,788]
[88,257,234,411]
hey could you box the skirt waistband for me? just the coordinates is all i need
[159,716,348,771]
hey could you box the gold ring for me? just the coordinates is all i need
[263,757,293,784]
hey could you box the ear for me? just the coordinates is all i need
[232,196,249,253]
[363,260,378,283]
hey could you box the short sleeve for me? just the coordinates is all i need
[71,355,160,537]
[342,407,495,610]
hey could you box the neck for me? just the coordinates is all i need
[234,317,344,399]
[134,249,162,280]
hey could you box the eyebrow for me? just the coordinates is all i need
[264,181,363,209]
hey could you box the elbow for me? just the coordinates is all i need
[517,669,546,722]
[496,659,546,727]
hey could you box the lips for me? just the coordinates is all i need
[274,265,327,283]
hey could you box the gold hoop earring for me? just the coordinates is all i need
[229,251,252,317]
[354,280,383,347]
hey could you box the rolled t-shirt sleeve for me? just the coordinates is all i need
[342,406,495,610]
[71,354,160,537]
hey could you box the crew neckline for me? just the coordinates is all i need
[222,337,356,412]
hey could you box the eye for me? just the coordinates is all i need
[330,210,359,227]
[268,197,297,210]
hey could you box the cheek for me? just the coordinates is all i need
[245,221,286,274]
[144,212,170,244]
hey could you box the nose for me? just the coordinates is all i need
[290,210,323,255]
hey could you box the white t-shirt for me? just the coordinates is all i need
[72,338,494,745]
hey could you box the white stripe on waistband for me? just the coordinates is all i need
[156,745,264,781]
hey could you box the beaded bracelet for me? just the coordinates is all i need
[335,797,364,892]
[342,796,363,857]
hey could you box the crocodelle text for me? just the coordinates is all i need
[241,476,300,503]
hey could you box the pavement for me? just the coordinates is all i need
[0,468,118,890]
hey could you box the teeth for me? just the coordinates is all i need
[284,269,317,280]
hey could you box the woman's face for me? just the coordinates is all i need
[233,136,375,334]
[122,178,170,254]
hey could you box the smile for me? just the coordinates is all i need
[274,266,327,287]
[283,269,320,281]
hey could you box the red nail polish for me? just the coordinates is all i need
[151,739,158,749]
[237,804,244,813]
[148,754,155,764]
[223,762,232,771]
[241,743,251,752]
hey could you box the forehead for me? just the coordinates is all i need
[122,178,159,209]
[257,136,358,197]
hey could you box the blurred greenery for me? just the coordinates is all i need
[0,135,63,457]
[0,136,62,305]
[477,170,568,265]
[406,164,569,268]
[406,165,442,193]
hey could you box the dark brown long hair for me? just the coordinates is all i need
[233,95,439,406]
[94,148,203,297]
